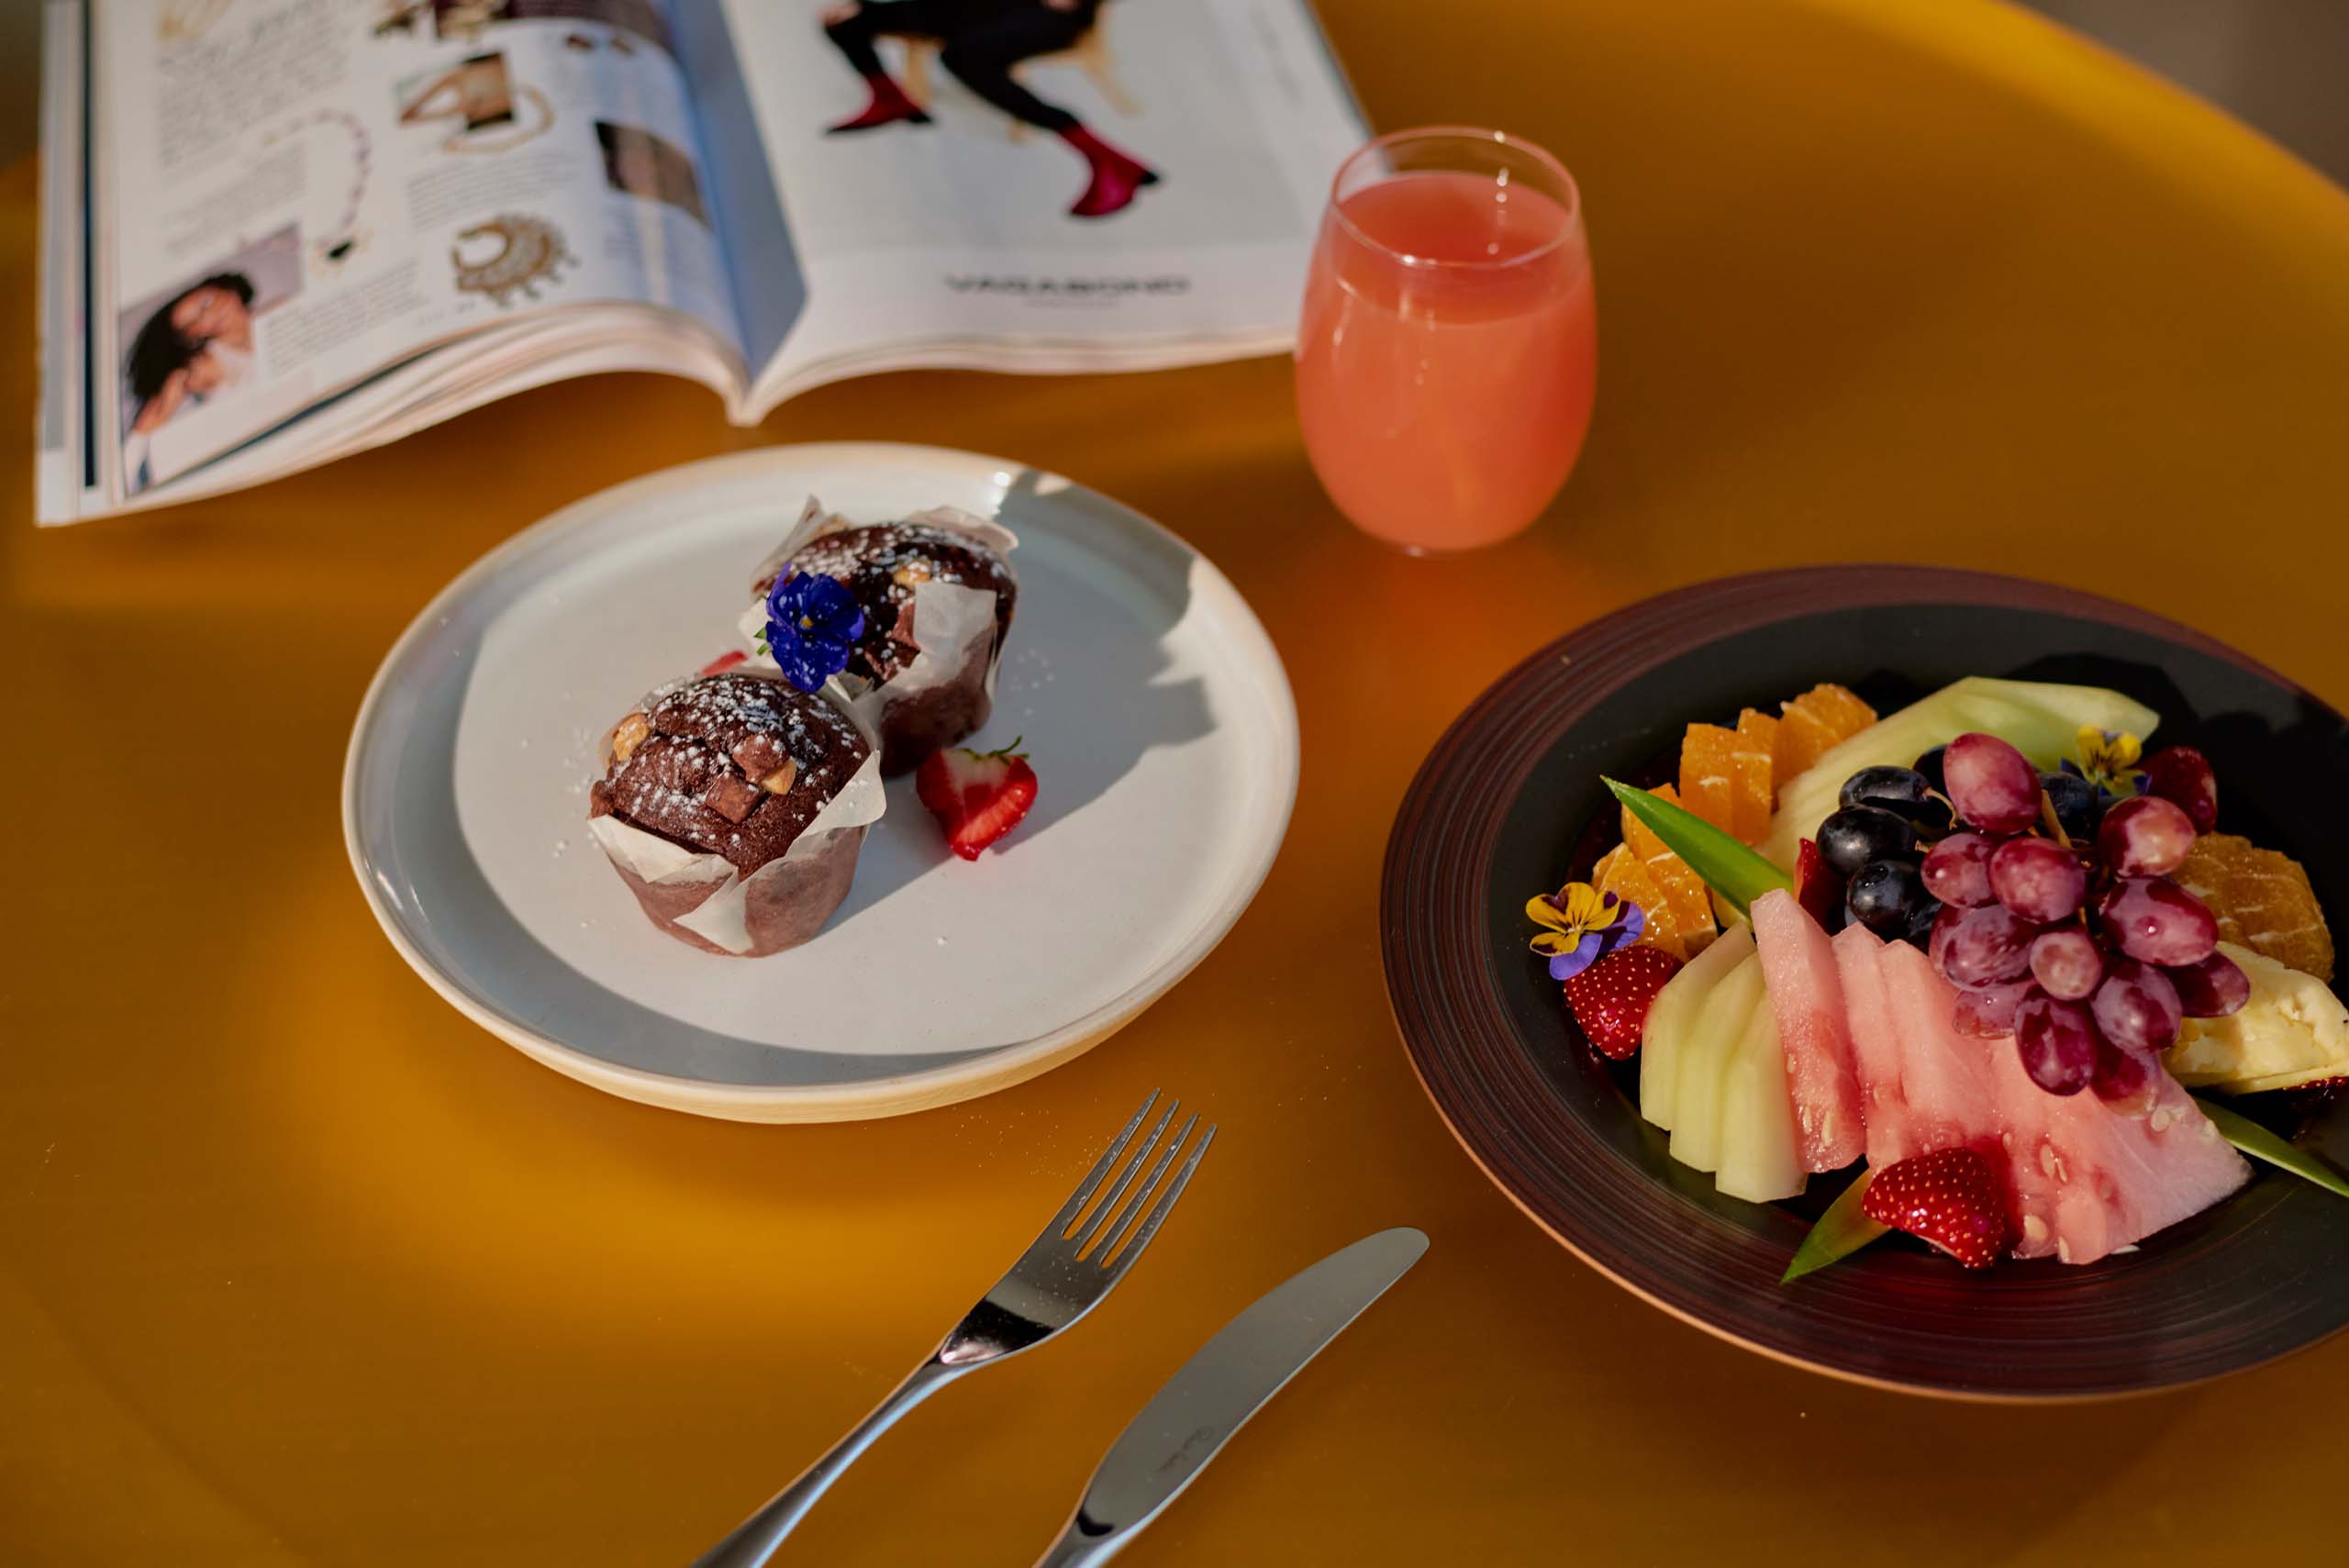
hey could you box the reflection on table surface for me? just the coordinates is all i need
[7,1,2349,1563]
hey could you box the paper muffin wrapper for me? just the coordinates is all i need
[588,677,886,958]
[739,497,1019,769]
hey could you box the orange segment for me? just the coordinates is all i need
[1621,784,1719,947]
[1678,724,1740,835]
[1726,732,1774,842]
[1772,684,1876,784]
[1593,846,1687,962]
[1798,683,1877,740]
[1775,701,1840,780]
[1739,707,1789,790]
[2176,834,2334,983]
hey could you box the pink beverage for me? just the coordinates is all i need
[1297,130,1597,552]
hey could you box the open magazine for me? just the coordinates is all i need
[36,0,1367,523]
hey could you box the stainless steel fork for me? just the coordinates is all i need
[688,1092,1215,1568]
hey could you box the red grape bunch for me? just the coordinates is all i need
[1916,732,2243,1111]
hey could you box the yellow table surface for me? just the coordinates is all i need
[9,1,2349,1562]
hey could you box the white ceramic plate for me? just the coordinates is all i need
[343,443,1297,1121]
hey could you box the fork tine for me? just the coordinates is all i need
[1102,1122,1215,1273]
[1045,1090,1158,1235]
[1065,1098,1177,1240]
[1080,1111,1197,1257]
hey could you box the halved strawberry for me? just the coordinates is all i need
[1795,838,1844,931]
[1859,1147,2006,1269]
[699,650,750,677]
[1563,946,1683,1060]
[915,738,1038,861]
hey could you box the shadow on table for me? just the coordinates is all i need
[826,462,1212,930]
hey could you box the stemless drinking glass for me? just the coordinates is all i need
[1296,128,1597,552]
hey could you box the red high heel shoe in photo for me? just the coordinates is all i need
[1059,124,1160,218]
[827,72,934,134]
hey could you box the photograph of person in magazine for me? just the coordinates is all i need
[38,0,1366,523]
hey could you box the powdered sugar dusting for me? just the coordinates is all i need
[593,672,868,871]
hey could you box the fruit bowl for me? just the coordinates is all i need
[1383,566,2349,1399]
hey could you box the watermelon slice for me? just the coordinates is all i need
[1830,924,2006,1172]
[1976,1028,2249,1264]
[1751,890,1866,1173]
[1871,942,2006,1166]
[1831,923,1916,1167]
[1842,928,2250,1263]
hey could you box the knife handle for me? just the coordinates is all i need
[692,1358,964,1568]
[1031,1515,1121,1568]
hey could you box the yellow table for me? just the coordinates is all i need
[8,2,2349,1562]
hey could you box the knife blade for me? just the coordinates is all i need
[1030,1227,1430,1567]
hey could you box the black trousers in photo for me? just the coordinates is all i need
[823,0,1102,132]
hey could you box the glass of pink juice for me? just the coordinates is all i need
[1297,128,1597,552]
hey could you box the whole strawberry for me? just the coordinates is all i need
[916,737,1038,861]
[1860,1147,2006,1269]
[1563,946,1682,1061]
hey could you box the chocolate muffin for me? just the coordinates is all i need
[750,507,1019,774]
[767,523,1019,687]
[586,671,882,956]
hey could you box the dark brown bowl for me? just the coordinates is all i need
[1382,566,2349,1400]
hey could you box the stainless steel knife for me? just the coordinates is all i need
[1030,1227,1430,1567]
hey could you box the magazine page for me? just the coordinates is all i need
[84,0,744,506]
[35,2,91,526]
[669,0,808,380]
[707,0,1368,404]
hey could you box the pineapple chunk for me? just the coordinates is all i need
[2167,942,2349,1094]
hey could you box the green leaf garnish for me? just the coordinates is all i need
[1781,1167,1890,1283]
[1604,778,1795,921]
[2195,1095,2349,1199]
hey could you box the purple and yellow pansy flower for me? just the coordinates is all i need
[1526,882,1645,981]
[2062,725,2146,799]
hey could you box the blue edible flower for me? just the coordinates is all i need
[763,573,865,693]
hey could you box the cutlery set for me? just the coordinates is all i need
[692,1092,1425,1566]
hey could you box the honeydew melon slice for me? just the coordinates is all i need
[1670,950,1765,1173]
[1641,922,1754,1132]
[1757,677,2160,873]
[1716,991,1806,1203]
